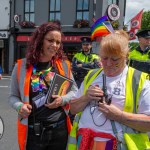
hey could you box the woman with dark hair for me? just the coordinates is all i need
[9,21,78,150]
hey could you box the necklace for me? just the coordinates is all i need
[31,65,53,92]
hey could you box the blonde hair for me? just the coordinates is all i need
[100,30,129,58]
[115,29,129,40]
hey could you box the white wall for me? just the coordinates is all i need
[0,0,10,30]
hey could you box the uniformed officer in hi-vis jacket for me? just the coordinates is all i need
[72,36,100,88]
[129,29,150,74]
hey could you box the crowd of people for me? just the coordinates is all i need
[8,19,150,150]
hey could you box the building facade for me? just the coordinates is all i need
[8,0,126,74]
[0,0,10,74]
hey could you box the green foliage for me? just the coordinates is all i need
[141,11,150,29]
[111,20,120,29]
[123,25,128,31]
[19,21,35,28]
[73,20,89,28]
[129,42,139,50]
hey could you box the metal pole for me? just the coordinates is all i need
[93,0,96,17]
[93,0,96,22]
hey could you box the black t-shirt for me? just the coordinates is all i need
[28,61,66,125]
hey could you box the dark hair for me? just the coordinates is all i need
[26,21,64,68]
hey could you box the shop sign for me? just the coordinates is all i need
[63,36,86,42]
[107,4,120,21]
[17,35,89,42]
[0,31,8,39]
[17,36,31,41]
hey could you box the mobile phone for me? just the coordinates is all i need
[34,123,41,136]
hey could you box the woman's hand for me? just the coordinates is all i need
[85,85,104,102]
[98,102,122,122]
[45,95,63,109]
[70,85,104,115]
[19,104,32,118]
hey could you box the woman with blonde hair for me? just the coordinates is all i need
[67,30,150,150]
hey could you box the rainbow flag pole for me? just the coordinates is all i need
[102,21,114,33]
[91,16,114,40]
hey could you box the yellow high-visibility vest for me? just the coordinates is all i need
[67,67,148,150]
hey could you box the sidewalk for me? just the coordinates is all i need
[1,74,11,79]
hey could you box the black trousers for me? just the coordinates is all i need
[26,122,68,150]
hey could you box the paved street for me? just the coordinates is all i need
[0,77,19,150]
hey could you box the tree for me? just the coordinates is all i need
[141,11,150,29]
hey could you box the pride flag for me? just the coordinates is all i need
[91,16,113,40]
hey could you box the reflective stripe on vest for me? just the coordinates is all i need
[17,59,72,150]
[124,67,147,113]
[55,59,71,78]
[55,60,73,133]
[83,68,103,94]
[17,59,32,150]
[67,67,147,150]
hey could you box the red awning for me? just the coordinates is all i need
[16,35,90,42]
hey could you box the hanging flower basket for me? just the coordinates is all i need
[19,21,35,28]
[73,20,89,28]
[123,25,128,31]
[110,20,120,30]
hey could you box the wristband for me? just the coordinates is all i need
[17,103,23,114]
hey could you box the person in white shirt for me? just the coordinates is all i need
[68,30,150,150]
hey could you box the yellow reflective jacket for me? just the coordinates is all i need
[67,67,149,150]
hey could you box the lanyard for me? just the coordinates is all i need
[31,65,52,92]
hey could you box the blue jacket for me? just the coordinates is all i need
[0,65,2,74]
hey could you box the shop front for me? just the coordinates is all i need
[0,31,9,74]
[15,35,89,62]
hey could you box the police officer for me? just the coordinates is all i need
[128,29,150,74]
[72,36,100,88]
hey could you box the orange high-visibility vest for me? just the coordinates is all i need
[17,58,72,150]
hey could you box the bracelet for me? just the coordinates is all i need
[17,103,23,114]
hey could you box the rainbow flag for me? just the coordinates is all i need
[91,16,113,40]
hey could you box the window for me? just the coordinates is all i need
[76,0,89,20]
[108,0,119,5]
[49,0,61,21]
[24,0,35,22]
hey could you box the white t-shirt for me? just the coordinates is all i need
[73,66,150,141]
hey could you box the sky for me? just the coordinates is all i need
[124,0,150,42]
[125,0,150,25]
